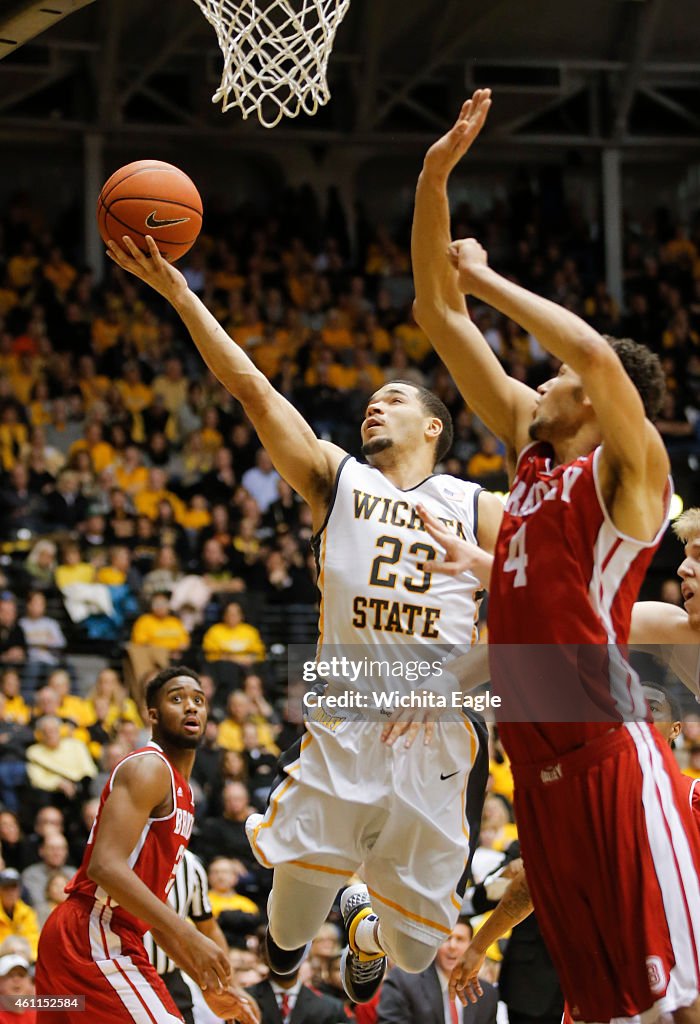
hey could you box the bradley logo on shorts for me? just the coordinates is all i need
[540,763,563,784]
[646,956,667,995]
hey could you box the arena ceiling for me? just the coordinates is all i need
[1,0,700,153]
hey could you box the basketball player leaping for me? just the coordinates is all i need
[412,89,700,1024]
[34,666,258,1024]
[106,234,503,1004]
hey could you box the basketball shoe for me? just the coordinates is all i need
[339,883,387,1003]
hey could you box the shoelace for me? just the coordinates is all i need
[352,954,385,980]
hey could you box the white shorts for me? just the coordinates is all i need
[248,710,488,945]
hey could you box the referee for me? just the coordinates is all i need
[143,849,229,1024]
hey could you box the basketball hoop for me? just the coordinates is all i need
[192,0,351,129]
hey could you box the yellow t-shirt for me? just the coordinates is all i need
[202,623,265,662]
[131,614,189,651]
[208,891,259,918]
[55,563,96,588]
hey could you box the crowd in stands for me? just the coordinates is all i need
[0,176,699,1020]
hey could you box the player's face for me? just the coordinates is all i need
[151,677,207,749]
[360,384,438,463]
[643,686,681,744]
[529,364,588,443]
[678,536,700,629]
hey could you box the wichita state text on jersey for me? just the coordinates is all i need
[313,457,483,659]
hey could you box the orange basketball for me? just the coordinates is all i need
[97,159,203,261]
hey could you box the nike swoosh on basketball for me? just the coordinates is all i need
[145,210,191,229]
[440,770,460,781]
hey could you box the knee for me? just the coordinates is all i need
[378,925,436,974]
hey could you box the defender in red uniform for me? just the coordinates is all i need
[35,666,258,1024]
[412,90,700,1022]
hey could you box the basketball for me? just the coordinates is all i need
[97,159,203,261]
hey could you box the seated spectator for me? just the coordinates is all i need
[202,602,265,666]
[0,465,45,538]
[141,546,183,601]
[0,595,26,665]
[0,671,29,725]
[241,449,280,514]
[243,674,276,724]
[84,668,142,732]
[95,545,138,588]
[467,433,505,481]
[0,869,39,960]
[0,694,31,813]
[200,448,237,505]
[45,670,91,730]
[0,950,35,1014]
[54,543,95,589]
[134,468,185,522]
[114,445,148,497]
[199,538,246,598]
[18,592,66,667]
[68,420,115,475]
[22,805,65,867]
[25,715,97,803]
[0,813,29,873]
[217,691,278,755]
[207,856,260,947]
[479,793,518,852]
[24,540,58,592]
[21,831,76,912]
[130,593,190,658]
[36,869,71,927]
[192,780,258,870]
[241,723,278,807]
[246,965,345,1024]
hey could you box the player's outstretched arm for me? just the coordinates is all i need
[449,867,534,1006]
[450,238,669,539]
[87,754,231,993]
[106,236,340,524]
[412,91,537,457]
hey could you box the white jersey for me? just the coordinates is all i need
[313,456,483,660]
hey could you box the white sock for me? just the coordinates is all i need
[354,915,383,955]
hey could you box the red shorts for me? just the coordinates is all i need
[513,722,700,1022]
[35,896,183,1024]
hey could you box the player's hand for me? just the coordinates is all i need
[447,238,490,294]
[171,926,232,992]
[381,691,440,748]
[423,89,492,180]
[416,503,493,588]
[203,984,261,1024]
[449,944,486,1005]
[106,234,189,304]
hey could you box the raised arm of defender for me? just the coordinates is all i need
[411,90,537,463]
[107,236,343,530]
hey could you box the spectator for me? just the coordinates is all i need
[202,602,266,666]
[44,470,88,529]
[0,596,26,665]
[0,952,36,1024]
[0,871,39,960]
[23,540,58,592]
[192,780,258,870]
[22,806,65,868]
[0,672,28,725]
[378,917,498,1024]
[130,593,189,657]
[241,449,280,513]
[246,966,345,1024]
[0,695,31,813]
[24,715,97,804]
[84,668,142,732]
[21,832,76,912]
[141,546,182,601]
[54,543,94,589]
[217,691,278,754]
[18,592,66,667]
[36,869,71,928]
[206,857,260,947]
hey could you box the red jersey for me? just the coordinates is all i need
[488,443,668,763]
[67,742,195,936]
[679,773,700,834]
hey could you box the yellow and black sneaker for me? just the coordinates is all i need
[339,884,387,1003]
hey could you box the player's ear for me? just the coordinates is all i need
[147,705,158,727]
[425,417,442,441]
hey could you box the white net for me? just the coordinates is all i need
[192,0,352,128]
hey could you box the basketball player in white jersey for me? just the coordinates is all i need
[106,235,503,1004]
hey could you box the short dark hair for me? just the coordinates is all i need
[455,915,474,938]
[390,380,454,464]
[603,337,666,419]
[145,665,202,709]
